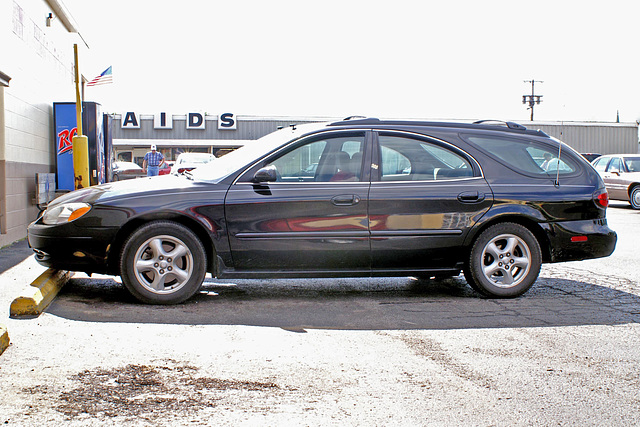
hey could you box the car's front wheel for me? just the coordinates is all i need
[120,221,207,304]
[630,185,640,210]
[464,222,541,298]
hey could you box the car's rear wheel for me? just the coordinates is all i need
[120,221,206,304]
[464,222,541,298]
[630,185,640,210]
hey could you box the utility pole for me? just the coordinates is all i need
[522,80,543,121]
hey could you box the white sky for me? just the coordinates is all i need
[67,0,640,123]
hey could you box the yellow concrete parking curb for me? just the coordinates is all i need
[0,324,9,355]
[10,268,72,318]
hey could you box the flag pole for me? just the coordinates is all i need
[72,44,89,189]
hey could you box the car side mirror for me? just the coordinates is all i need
[253,165,278,183]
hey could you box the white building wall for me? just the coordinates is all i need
[0,0,85,247]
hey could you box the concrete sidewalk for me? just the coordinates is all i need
[0,240,44,356]
[0,239,33,275]
[0,238,41,315]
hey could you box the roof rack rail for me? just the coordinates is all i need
[328,117,380,126]
[473,120,527,130]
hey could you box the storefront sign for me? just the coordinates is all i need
[218,112,236,130]
[121,112,140,128]
[121,112,237,131]
[154,112,172,129]
[187,112,205,130]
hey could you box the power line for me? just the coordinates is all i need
[522,80,543,121]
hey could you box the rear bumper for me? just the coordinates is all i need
[544,218,617,263]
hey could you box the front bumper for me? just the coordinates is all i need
[543,218,617,263]
[27,221,119,274]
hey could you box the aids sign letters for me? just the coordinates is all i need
[121,112,238,131]
[187,112,205,130]
[121,112,140,128]
[218,113,236,130]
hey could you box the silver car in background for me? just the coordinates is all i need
[111,161,146,181]
[592,154,640,209]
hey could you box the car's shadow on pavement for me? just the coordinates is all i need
[47,269,640,331]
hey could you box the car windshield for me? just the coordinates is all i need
[190,123,326,182]
[624,157,640,172]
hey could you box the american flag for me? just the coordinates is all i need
[87,66,113,86]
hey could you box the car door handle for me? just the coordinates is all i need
[332,194,360,206]
[458,191,485,203]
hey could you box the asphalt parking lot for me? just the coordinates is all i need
[1,202,639,426]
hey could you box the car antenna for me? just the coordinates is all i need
[554,143,562,187]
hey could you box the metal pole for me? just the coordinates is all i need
[72,44,89,189]
[523,80,543,121]
[73,44,83,137]
[530,80,535,121]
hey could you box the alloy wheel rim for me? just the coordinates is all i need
[133,235,193,294]
[480,233,531,288]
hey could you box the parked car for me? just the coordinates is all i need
[28,118,617,304]
[111,161,146,181]
[581,153,602,163]
[591,154,640,209]
[171,153,216,175]
[158,161,174,176]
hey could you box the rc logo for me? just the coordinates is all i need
[57,127,77,155]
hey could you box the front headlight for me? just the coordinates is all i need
[42,203,92,225]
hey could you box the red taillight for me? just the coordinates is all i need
[594,191,609,208]
[571,236,588,242]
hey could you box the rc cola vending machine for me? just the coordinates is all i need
[53,102,111,190]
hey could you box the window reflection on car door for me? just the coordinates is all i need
[368,132,493,271]
[224,131,372,272]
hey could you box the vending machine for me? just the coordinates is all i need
[53,102,110,190]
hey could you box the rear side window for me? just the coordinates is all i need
[377,135,473,181]
[463,134,577,176]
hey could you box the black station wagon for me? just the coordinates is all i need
[28,118,617,304]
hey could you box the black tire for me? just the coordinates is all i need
[464,223,541,298]
[630,185,640,210]
[120,220,206,304]
[113,174,120,182]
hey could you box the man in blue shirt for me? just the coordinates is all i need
[143,144,165,176]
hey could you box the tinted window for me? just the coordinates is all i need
[268,134,365,182]
[464,135,576,176]
[378,135,473,181]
